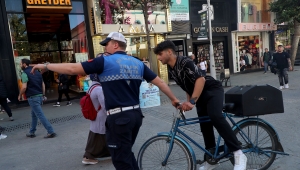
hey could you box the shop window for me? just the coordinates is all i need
[69,14,88,62]
[5,0,23,12]
[125,36,148,59]
[7,14,30,57]
[95,0,166,25]
[241,0,271,23]
[275,29,291,51]
[237,35,261,70]
[196,42,225,73]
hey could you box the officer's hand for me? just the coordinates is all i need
[180,101,194,111]
[30,64,46,74]
[171,98,180,108]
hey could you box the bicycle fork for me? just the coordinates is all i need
[161,118,180,166]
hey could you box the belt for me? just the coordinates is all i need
[107,105,140,115]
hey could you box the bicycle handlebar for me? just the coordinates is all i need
[175,103,186,121]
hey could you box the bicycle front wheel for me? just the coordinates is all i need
[137,136,194,170]
[233,121,278,170]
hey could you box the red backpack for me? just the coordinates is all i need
[80,84,101,120]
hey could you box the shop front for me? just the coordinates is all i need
[0,0,93,102]
[231,0,277,73]
[190,0,238,77]
[274,25,291,53]
[191,23,231,77]
[88,0,170,84]
[232,24,277,73]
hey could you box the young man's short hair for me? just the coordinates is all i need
[112,40,127,50]
[278,45,283,48]
[154,40,176,54]
[21,58,31,66]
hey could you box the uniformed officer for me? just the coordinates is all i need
[31,32,179,169]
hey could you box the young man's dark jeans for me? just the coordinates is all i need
[196,86,241,152]
[277,68,289,86]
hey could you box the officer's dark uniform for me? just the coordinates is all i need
[81,51,157,169]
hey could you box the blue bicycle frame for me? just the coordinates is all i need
[159,112,289,166]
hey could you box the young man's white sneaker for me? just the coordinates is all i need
[0,134,7,140]
[284,84,289,89]
[233,153,247,170]
[279,86,283,90]
[199,161,220,170]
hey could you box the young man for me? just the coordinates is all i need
[262,48,272,73]
[273,45,292,89]
[30,32,179,170]
[18,59,56,138]
[154,40,247,170]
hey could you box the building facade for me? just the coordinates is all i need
[231,0,277,73]
[1,0,95,102]
[0,0,174,103]
[190,0,238,77]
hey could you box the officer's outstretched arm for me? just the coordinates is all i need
[151,76,179,107]
[31,63,86,75]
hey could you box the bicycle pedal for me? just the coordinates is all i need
[196,159,205,165]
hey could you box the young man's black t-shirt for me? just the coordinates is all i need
[273,52,289,69]
[168,56,221,97]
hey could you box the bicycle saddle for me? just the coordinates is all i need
[223,103,235,112]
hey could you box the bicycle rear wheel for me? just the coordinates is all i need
[233,121,278,170]
[137,136,194,170]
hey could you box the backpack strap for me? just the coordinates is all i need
[87,83,101,94]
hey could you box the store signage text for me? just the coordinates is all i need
[193,27,228,33]
[238,23,277,31]
[27,0,71,6]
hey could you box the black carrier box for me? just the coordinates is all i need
[225,85,284,116]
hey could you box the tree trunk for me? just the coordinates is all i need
[291,20,300,70]
[143,5,158,75]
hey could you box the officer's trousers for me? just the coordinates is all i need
[105,108,143,170]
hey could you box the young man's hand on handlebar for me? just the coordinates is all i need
[179,101,195,111]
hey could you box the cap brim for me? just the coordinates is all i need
[100,38,112,46]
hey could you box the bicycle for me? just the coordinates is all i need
[137,103,289,170]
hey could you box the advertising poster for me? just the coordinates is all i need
[197,11,208,40]
[170,0,189,21]
[14,56,30,100]
[139,81,161,108]
[75,53,88,63]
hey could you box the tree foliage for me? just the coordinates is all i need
[269,0,300,69]
[123,0,172,73]
[269,0,300,24]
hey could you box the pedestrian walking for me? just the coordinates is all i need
[53,74,72,107]
[198,57,207,76]
[262,48,272,73]
[82,73,110,165]
[154,40,247,170]
[273,45,292,90]
[189,53,197,65]
[30,32,179,169]
[0,74,14,121]
[18,58,56,138]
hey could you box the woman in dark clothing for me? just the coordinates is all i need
[0,74,14,121]
[53,74,72,107]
